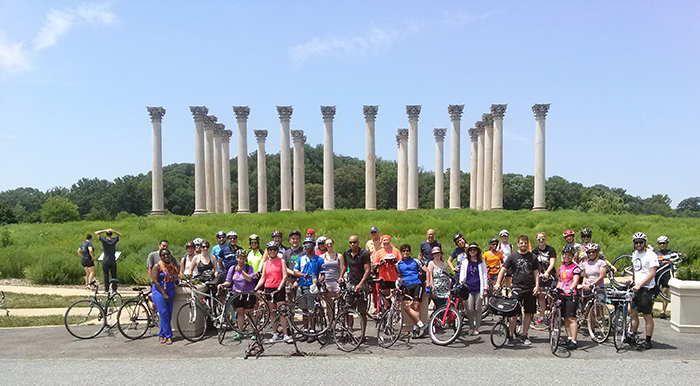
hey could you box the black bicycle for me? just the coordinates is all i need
[608,285,637,351]
[609,252,685,302]
[488,288,523,348]
[64,279,122,339]
[116,286,158,339]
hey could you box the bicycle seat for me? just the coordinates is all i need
[132,287,147,292]
[109,279,120,284]
[371,277,384,283]
[205,280,218,287]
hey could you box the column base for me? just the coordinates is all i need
[490,207,504,210]
[532,207,547,212]
[280,208,292,212]
[449,206,461,210]
[149,210,166,216]
[192,209,208,216]
[365,207,377,210]
[237,210,251,214]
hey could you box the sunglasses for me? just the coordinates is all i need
[202,245,210,249]
[634,241,645,245]
[658,242,667,245]
[303,244,314,248]
[537,238,546,241]
[349,241,358,244]
[268,248,278,252]
[586,251,595,254]
[401,250,411,253]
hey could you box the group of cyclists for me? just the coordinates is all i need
[140,225,678,351]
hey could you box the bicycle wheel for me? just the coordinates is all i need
[291,293,332,337]
[377,308,403,348]
[333,309,365,352]
[104,293,122,328]
[657,269,672,302]
[64,299,106,339]
[610,255,634,289]
[480,294,491,319]
[117,299,150,339]
[490,318,509,348]
[176,302,207,342]
[428,305,462,346]
[549,306,561,354]
[531,303,551,331]
[587,302,611,343]
[225,292,271,335]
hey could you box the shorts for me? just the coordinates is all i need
[346,283,367,314]
[560,295,578,318]
[264,287,285,303]
[658,267,671,288]
[325,281,339,293]
[380,281,396,291]
[581,287,606,303]
[513,288,537,314]
[296,286,313,309]
[404,284,423,302]
[285,280,297,303]
[540,277,557,290]
[631,288,654,315]
[488,273,500,287]
[232,292,257,309]
[81,257,94,268]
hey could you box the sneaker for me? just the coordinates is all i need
[307,335,316,343]
[637,340,653,350]
[565,340,578,350]
[506,337,516,347]
[283,334,293,343]
[660,313,668,319]
[232,333,244,341]
[520,335,532,345]
[297,334,307,342]
[533,318,544,325]
[624,335,637,347]
[269,333,282,343]
[472,329,479,336]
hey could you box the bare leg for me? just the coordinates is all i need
[643,313,654,336]
[522,313,533,336]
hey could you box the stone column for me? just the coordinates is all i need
[221,128,232,214]
[434,128,446,209]
[469,128,479,209]
[190,106,208,216]
[406,105,421,210]
[204,115,217,214]
[363,105,378,210]
[147,106,166,216]
[532,103,550,211]
[482,113,493,210]
[255,130,268,213]
[321,106,336,210]
[396,129,409,211]
[448,105,463,209]
[491,104,507,210]
[213,126,223,213]
[277,106,293,211]
[234,106,251,214]
[475,121,485,211]
[291,130,306,212]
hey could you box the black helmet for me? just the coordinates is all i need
[453,233,465,244]
[562,245,576,255]
[489,237,499,244]
[581,227,593,237]
[289,229,302,238]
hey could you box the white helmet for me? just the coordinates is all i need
[226,231,238,238]
[632,232,647,241]
[192,237,203,245]
[499,229,509,237]
[657,235,669,244]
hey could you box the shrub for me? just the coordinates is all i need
[40,196,80,223]
[0,227,11,247]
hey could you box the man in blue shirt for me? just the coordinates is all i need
[217,231,243,284]
[293,237,326,341]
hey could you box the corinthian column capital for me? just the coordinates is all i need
[532,104,551,119]
[406,105,421,120]
[363,105,378,121]
[277,106,293,122]
[475,120,485,131]
[254,129,268,142]
[448,104,464,120]
[469,128,479,141]
[291,130,306,144]
[396,129,409,147]
[321,106,336,122]
[190,106,208,122]
[204,115,218,129]
[233,106,250,122]
[147,106,165,122]
[491,104,507,120]
[223,129,232,142]
[434,128,447,142]
[482,113,493,126]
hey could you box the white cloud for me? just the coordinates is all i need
[289,26,401,65]
[33,9,75,51]
[0,33,30,73]
[443,11,497,27]
[77,3,118,25]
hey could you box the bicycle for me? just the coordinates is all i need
[488,287,523,348]
[575,286,611,343]
[316,282,367,352]
[224,289,270,339]
[289,282,332,341]
[428,283,468,346]
[377,285,418,348]
[531,275,556,331]
[176,278,232,343]
[367,274,390,321]
[116,286,159,340]
[244,290,306,359]
[608,285,637,352]
[547,287,566,354]
[609,252,685,302]
[64,279,122,339]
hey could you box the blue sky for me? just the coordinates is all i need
[1,1,698,206]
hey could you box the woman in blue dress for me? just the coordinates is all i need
[150,248,179,344]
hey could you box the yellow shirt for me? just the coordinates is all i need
[482,250,504,275]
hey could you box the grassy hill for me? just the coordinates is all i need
[1,209,699,285]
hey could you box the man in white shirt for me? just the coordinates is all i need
[630,232,658,350]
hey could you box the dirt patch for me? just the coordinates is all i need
[0,278,87,291]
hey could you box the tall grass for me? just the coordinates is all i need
[1,209,699,285]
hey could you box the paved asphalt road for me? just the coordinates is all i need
[1,314,698,385]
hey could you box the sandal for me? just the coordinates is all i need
[159,337,166,344]
[165,338,173,345]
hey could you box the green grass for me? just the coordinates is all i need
[0,315,64,328]
[2,292,86,309]
[1,209,700,285]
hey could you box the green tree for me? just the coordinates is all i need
[503,174,534,210]
[587,191,628,214]
[0,200,17,225]
[545,175,583,210]
[40,196,80,223]
[306,183,323,211]
[677,197,700,217]
[0,187,44,222]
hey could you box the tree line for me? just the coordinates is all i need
[1,144,698,224]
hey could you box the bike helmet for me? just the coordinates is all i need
[303,236,316,246]
[562,245,576,255]
[316,236,327,245]
[289,229,302,238]
[657,235,669,244]
[584,243,600,253]
[192,237,203,245]
[226,231,238,238]
[489,237,499,244]
[499,229,509,237]
[563,229,575,237]
[249,234,260,242]
[581,227,593,237]
[266,241,280,250]
[632,232,647,241]
[216,231,225,238]
[453,233,465,243]
[185,241,194,248]
[271,230,283,238]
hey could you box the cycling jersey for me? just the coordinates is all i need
[374,247,400,282]
[558,262,581,293]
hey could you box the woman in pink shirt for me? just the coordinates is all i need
[557,245,582,350]
[254,241,290,343]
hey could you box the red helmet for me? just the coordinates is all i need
[563,229,575,237]
[584,243,600,253]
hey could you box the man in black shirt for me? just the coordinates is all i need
[95,228,122,293]
[343,235,371,326]
[495,235,539,347]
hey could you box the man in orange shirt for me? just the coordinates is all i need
[483,237,504,288]
[372,235,400,297]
